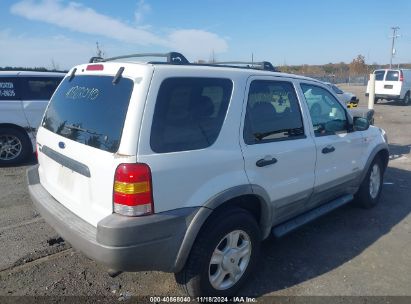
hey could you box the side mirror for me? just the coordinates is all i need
[353,117,370,131]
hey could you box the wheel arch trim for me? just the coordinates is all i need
[173,184,271,272]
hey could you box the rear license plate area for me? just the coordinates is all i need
[384,85,393,89]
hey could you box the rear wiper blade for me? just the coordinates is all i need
[64,124,104,137]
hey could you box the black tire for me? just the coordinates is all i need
[175,207,261,297]
[374,98,379,104]
[354,157,384,208]
[403,92,410,105]
[0,127,32,165]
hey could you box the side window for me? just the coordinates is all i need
[300,84,348,136]
[21,77,63,100]
[150,78,233,153]
[244,80,305,144]
[0,77,21,100]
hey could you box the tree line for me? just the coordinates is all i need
[278,55,411,77]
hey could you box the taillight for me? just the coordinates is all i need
[35,143,38,160]
[400,71,404,82]
[113,163,153,216]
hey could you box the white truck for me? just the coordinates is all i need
[366,69,411,105]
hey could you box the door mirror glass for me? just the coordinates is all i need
[353,117,370,131]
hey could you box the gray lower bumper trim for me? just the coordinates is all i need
[27,165,199,272]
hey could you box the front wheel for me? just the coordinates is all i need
[354,157,384,208]
[175,207,261,297]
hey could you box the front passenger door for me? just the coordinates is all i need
[300,83,364,209]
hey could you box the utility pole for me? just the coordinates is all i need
[389,26,400,68]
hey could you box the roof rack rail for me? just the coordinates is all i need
[211,61,279,72]
[88,52,189,64]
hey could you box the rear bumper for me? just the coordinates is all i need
[365,93,401,100]
[27,165,199,272]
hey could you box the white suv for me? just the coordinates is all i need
[27,53,389,297]
[0,71,64,164]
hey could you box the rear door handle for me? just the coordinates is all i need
[322,146,335,154]
[256,157,277,167]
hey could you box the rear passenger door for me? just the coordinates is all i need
[240,77,316,224]
[20,77,63,131]
[299,83,364,209]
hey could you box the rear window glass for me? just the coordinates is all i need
[42,75,133,153]
[21,77,63,100]
[150,78,233,153]
[385,71,399,81]
[374,70,385,81]
[0,77,20,100]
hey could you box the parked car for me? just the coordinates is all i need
[324,82,359,107]
[366,69,411,105]
[0,71,65,164]
[27,53,389,297]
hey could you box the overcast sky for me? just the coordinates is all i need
[1,0,411,69]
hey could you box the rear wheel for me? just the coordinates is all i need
[0,127,32,165]
[403,92,410,105]
[175,207,260,297]
[354,157,384,208]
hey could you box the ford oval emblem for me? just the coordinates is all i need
[58,141,66,149]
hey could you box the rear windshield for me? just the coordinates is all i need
[386,71,399,81]
[374,70,385,81]
[42,75,133,153]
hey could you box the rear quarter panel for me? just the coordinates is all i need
[136,67,250,212]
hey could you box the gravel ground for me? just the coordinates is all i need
[0,85,410,301]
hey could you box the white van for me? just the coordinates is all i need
[366,69,411,105]
[0,71,64,164]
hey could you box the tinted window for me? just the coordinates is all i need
[301,84,347,136]
[151,78,232,153]
[374,70,385,81]
[0,77,20,100]
[385,71,399,81]
[244,80,304,144]
[21,77,63,100]
[42,75,133,153]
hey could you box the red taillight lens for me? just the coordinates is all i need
[113,163,153,216]
[400,71,404,82]
[86,64,104,71]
